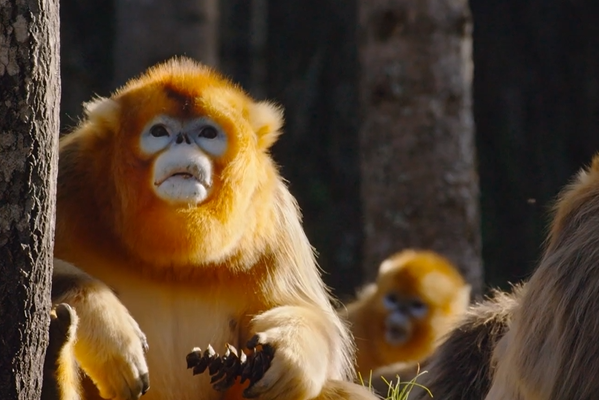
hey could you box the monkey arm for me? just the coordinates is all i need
[52,259,150,400]
[238,305,344,400]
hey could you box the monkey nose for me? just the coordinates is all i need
[175,132,191,145]
[386,311,409,329]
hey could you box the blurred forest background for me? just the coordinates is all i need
[58,0,599,299]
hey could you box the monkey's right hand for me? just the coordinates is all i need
[63,280,150,400]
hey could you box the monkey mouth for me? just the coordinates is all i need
[385,326,409,344]
[384,314,411,346]
[154,166,210,188]
[153,163,213,205]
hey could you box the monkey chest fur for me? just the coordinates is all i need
[111,277,251,400]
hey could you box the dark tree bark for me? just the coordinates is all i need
[0,0,60,398]
[266,0,363,298]
[113,0,219,87]
[359,0,483,296]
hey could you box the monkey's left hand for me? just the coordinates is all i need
[242,306,334,400]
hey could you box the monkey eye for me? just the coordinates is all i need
[382,293,399,310]
[150,124,170,138]
[199,126,218,139]
[192,120,227,156]
[409,300,427,317]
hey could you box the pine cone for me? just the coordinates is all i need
[186,338,275,395]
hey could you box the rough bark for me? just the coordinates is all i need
[266,0,363,298]
[358,0,483,296]
[113,0,219,87]
[0,0,60,398]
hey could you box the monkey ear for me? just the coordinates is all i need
[248,101,284,150]
[378,259,396,276]
[82,96,120,124]
[591,153,599,172]
[454,284,472,309]
[83,96,118,117]
[378,250,417,276]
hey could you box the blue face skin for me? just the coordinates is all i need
[382,292,428,346]
[140,115,228,157]
[139,115,228,205]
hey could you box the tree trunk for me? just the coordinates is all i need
[0,0,61,398]
[113,0,219,87]
[358,0,483,296]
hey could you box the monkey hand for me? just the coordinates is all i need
[71,282,150,400]
[242,306,333,400]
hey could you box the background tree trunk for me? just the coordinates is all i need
[0,0,61,398]
[358,0,483,296]
[113,0,219,87]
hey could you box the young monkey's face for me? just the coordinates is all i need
[373,250,470,349]
[380,291,428,345]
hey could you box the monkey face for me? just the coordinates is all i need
[381,292,428,346]
[139,115,227,205]
[57,58,285,269]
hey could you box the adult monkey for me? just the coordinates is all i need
[412,154,599,400]
[51,57,377,400]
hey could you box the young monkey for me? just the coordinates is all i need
[342,250,470,381]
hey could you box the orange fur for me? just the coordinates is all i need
[342,250,470,377]
[54,57,375,400]
[42,304,81,400]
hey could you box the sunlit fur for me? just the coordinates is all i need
[53,57,375,400]
[401,154,599,400]
[342,250,470,378]
[42,303,81,400]
[484,154,599,400]
[409,287,521,400]
[51,259,149,400]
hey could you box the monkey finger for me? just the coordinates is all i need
[126,313,149,354]
[261,343,275,358]
[51,303,77,338]
[242,367,287,399]
[121,364,151,399]
[246,334,264,350]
